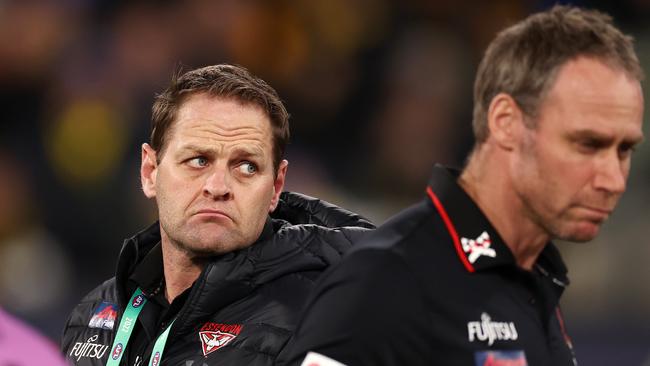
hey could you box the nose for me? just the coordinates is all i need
[203,165,232,200]
[593,152,627,195]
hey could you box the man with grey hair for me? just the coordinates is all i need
[279,5,644,365]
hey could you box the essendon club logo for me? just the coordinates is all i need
[151,351,161,366]
[132,294,145,308]
[461,231,496,264]
[198,323,243,356]
[111,343,123,360]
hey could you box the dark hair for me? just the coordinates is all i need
[151,64,290,171]
[472,5,643,143]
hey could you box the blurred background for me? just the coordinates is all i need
[0,0,648,364]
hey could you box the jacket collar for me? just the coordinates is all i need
[115,217,275,310]
[426,165,568,285]
[114,191,374,335]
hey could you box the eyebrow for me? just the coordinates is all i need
[176,144,265,158]
[567,129,645,145]
[177,144,219,156]
[230,145,265,158]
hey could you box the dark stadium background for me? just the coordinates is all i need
[0,0,648,364]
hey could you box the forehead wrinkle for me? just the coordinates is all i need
[174,125,270,159]
[177,141,266,157]
[170,97,274,157]
[548,59,643,111]
[184,125,267,139]
[546,90,643,130]
[547,85,640,110]
[176,123,270,145]
[574,97,641,115]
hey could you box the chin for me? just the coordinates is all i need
[556,223,601,243]
[193,237,246,256]
[174,230,246,257]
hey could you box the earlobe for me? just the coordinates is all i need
[487,93,524,150]
[141,143,158,198]
[269,160,289,212]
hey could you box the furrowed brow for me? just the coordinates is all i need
[231,145,265,158]
[624,134,645,146]
[177,144,219,156]
[567,129,613,143]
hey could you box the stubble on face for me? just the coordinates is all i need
[152,95,281,259]
[514,132,603,243]
[511,57,643,243]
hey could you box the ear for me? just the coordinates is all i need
[141,143,158,198]
[486,93,526,150]
[269,159,288,212]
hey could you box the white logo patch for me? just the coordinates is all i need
[300,352,348,366]
[467,313,518,346]
[199,330,236,356]
[69,335,109,361]
[461,231,496,263]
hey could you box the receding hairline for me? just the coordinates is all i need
[154,92,276,160]
[470,5,643,147]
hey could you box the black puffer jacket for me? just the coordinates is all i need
[61,192,374,366]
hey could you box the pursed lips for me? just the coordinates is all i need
[578,205,613,221]
[193,209,234,221]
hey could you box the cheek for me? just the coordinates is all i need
[241,181,275,215]
[556,160,595,193]
[532,143,590,193]
[516,149,563,209]
[156,169,202,208]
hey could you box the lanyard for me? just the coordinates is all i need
[107,288,176,366]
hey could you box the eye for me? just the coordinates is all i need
[581,139,600,149]
[576,138,605,154]
[187,156,209,168]
[237,161,257,176]
[618,143,636,159]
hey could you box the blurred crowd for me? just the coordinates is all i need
[1,0,649,363]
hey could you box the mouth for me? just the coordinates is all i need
[194,209,233,221]
[579,206,613,222]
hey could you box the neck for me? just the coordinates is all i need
[459,146,549,270]
[160,232,206,304]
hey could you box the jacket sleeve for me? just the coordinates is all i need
[61,278,119,361]
[276,249,433,366]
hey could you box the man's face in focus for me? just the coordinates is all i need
[511,56,644,242]
[141,93,287,256]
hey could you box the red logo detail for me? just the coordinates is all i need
[475,350,527,366]
[94,306,117,321]
[88,302,118,330]
[132,295,145,308]
[111,343,123,360]
[482,354,527,366]
[198,323,242,356]
[151,351,161,366]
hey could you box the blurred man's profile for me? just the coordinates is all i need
[279,6,645,366]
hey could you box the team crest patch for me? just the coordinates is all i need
[199,323,243,356]
[88,301,118,330]
[474,350,527,366]
[461,231,496,263]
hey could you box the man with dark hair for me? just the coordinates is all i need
[61,64,374,366]
[279,6,644,366]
